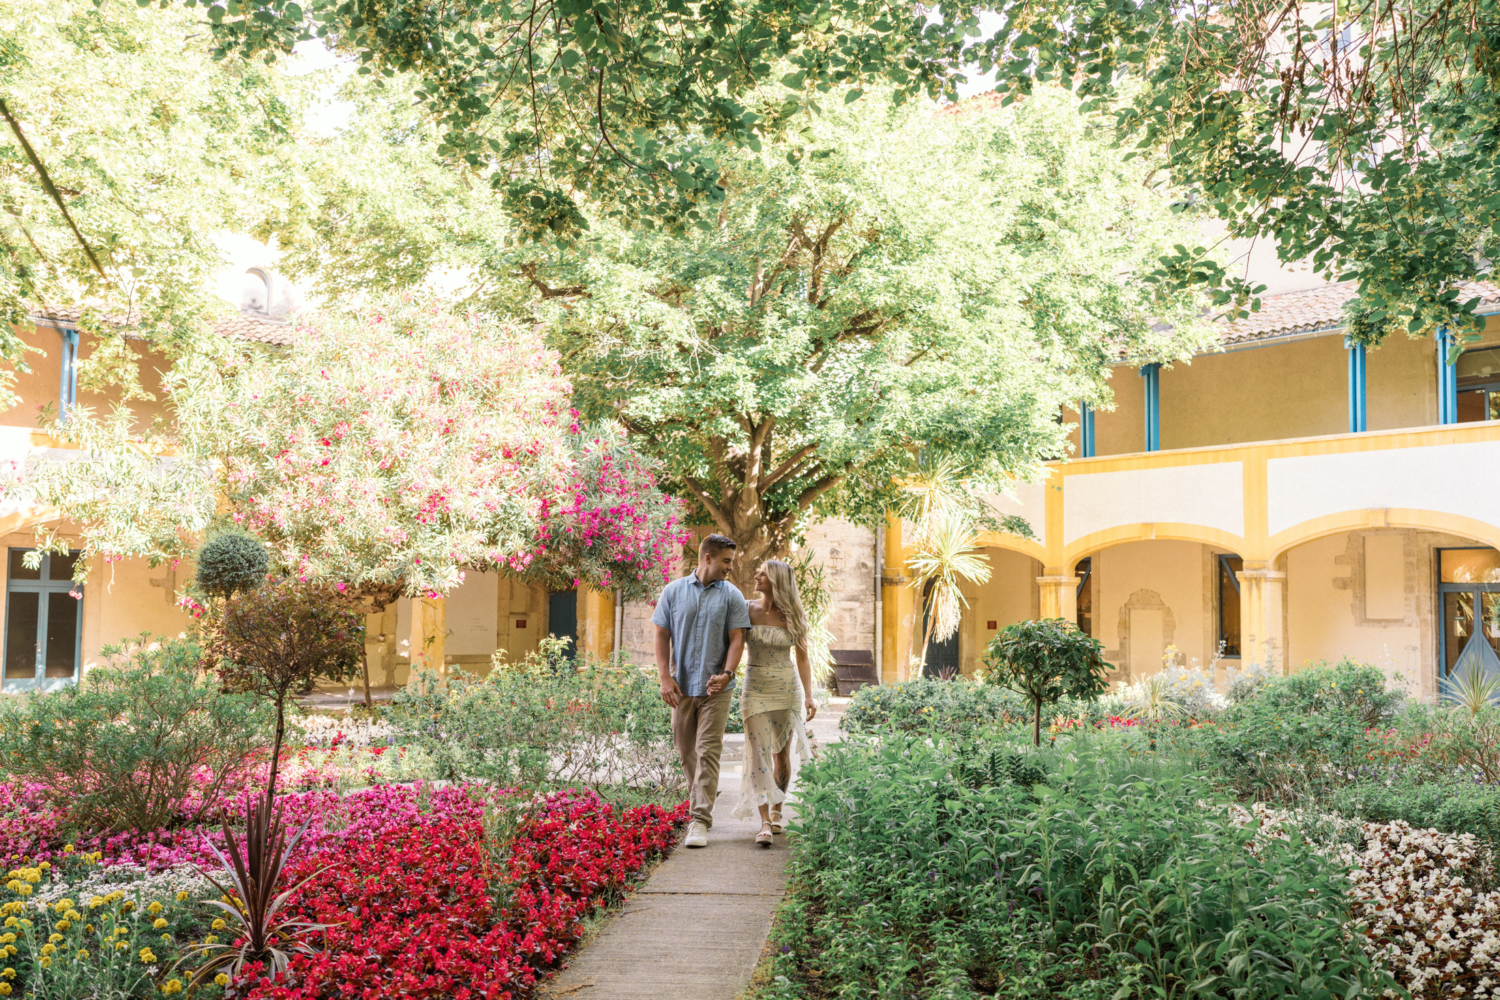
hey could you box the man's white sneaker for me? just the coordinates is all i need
[683,820,709,848]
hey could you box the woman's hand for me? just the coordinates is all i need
[804,695,818,721]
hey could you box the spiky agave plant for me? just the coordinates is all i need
[1443,664,1500,717]
[176,795,331,989]
[1127,674,1187,726]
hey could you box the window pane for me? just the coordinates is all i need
[7,550,39,581]
[1458,346,1500,381]
[4,592,38,679]
[1074,558,1093,637]
[1441,548,1500,584]
[1445,591,1476,677]
[1491,391,1500,422]
[48,551,80,583]
[43,592,78,678]
[1219,556,1243,657]
[1458,388,1488,423]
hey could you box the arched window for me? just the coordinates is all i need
[241,268,271,315]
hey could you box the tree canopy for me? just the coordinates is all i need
[185,0,985,241]
[493,88,1213,585]
[0,0,308,397]
[6,297,686,602]
[970,0,1500,345]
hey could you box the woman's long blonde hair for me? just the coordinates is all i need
[761,559,810,649]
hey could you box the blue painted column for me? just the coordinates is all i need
[1437,326,1459,424]
[58,329,79,422]
[1345,338,1367,433]
[1140,363,1160,452]
[1079,402,1095,458]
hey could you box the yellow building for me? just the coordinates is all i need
[881,281,1500,699]
[5,277,1499,701]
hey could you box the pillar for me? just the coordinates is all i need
[1437,326,1459,424]
[1237,563,1286,673]
[576,585,617,661]
[880,512,914,683]
[1139,363,1161,451]
[409,595,447,676]
[1036,573,1079,623]
[1346,338,1367,433]
[1079,401,1095,458]
[365,604,399,687]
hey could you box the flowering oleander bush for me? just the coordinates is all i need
[239,789,686,1000]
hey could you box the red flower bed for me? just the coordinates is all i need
[243,790,686,1000]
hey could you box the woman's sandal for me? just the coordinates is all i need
[769,808,784,835]
[756,822,774,848]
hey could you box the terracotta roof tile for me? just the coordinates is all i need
[1217,280,1500,346]
[30,307,298,347]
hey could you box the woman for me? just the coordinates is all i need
[732,559,817,846]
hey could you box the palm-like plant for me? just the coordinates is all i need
[907,515,992,678]
[1127,674,1187,726]
[1442,664,1500,717]
[176,795,331,988]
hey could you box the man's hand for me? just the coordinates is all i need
[659,675,683,709]
[706,671,735,697]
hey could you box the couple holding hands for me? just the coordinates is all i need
[651,533,817,849]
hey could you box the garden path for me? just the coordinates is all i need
[542,701,845,1000]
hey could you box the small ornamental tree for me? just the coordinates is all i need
[983,619,1111,747]
[207,579,364,804]
[193,531,269,601]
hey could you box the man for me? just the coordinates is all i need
[652,533,751,848]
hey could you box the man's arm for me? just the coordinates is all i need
[653,624,681,708]
[707,627,747,696]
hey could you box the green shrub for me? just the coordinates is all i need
[1327,777,1500,863]
[763,732,1386,1000]
[1190,659,1403,802]
[390,637,680,796]
[192,530,268,600]
[0,636,272,833]
[1254,659,1403,727]
[841,677,1029,735]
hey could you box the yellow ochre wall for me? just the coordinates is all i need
[956,547,1041,675]
[1069,324,1499,458]
[5,326,174,432]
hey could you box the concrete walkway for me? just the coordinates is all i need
[543,702,844,1000]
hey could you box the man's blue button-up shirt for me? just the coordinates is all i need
[650,573,751,697]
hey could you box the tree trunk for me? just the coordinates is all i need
[357,594,396,711]
[267,693,287,807]
[1032,697,1042,748]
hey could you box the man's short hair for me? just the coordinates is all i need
[700,533,737,557]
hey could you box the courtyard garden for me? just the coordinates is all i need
[0,624,688,1000]
[755,650,1500,1000]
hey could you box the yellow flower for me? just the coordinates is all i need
[161,979,183,995]
[47,933,63,944]
[210,919,226,931]
[75,949,87,960]
[175,891,188,903]
[138,947,156,963]
[146,902,163,916]
[205,935,218,944]
[115,927,129,938]
[0,980,11,994]
[119,901,134,913]
[54,899,73,913]
[115,942,127,952]
[2,883,18,896]
[213,974,230,987]
[36,957,49,970]
[39,944,55,956]
[159,934,171,944]
[64,910,79,922]
[0,968,12,979]
[55,920,70,931]
[84,924,92,934]
[14,887,28,898]
[61,845,73,855]
[1,919,12,929]
[0,935,12,946]
[87,896,104,910]
[152,918,168,930]
[36,863,48,872]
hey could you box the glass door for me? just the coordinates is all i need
[1438,548,1500,692]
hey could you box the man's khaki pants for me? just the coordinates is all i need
[671,688,733,827]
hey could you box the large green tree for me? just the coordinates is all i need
[492,88,1214,589]
[0,0,309,401]
[182,0,983,240]
[969,0,1500,345]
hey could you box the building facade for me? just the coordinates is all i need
[3,278,1497,698]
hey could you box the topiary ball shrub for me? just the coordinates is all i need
[194,531,270,600]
